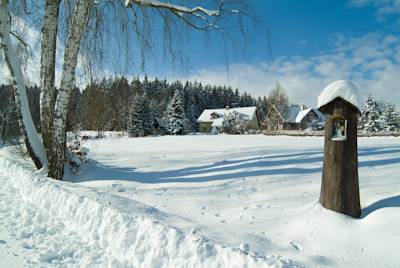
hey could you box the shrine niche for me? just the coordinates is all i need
[331,115,347,141]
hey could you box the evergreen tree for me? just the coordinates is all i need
[183,82,199,132]
[128,93,154,137]
[149,99,162,134]
[359,95,381,133]
[163,89,187,135]
[380,103,400,132]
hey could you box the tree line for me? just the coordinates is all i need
[0,76,269,138]
[359,95,400,133]
[2,78,398,144]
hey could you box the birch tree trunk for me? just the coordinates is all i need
[48,0,90,180]
[0,0,48,170]
[40,0,60,159]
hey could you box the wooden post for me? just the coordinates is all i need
[319,97,361,218]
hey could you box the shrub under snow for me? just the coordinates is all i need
[221,111,251,134]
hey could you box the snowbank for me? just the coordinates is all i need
[0,153,291,267]
[318,80,361,111]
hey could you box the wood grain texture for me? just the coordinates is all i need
[319,97,361,218]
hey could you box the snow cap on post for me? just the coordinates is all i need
[318,80,361,114]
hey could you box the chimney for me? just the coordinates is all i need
[300,104,306,111]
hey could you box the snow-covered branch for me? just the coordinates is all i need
[0,0,48,170]
[125,0,222,30]
[125,0,221,17]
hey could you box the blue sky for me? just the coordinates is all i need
[137,0,398,69]
[1,0,400,107]
[134,0,400,107]
[158,0,392,66]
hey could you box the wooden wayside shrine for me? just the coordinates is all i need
[319,97,361,218]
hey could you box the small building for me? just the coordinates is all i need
[280,105,325,130]
[295,108,325,129]
[197,106,261,134]
[264,103,285,131]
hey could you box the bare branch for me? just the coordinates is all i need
[125,0,222,30]
[125,0,221,17]
[10,30,28,48]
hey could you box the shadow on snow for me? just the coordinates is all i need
[69,146,400,185]
[362,195,400,218]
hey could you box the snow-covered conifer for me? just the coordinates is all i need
[128,93,153,137]
[380,103,399,132]
[163,89,187,135]
[359,95,381,133]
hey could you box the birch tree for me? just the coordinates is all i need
[4,0,265,180]
[0,0,48,169]
[40,0,60,163]
[49,0,91,179]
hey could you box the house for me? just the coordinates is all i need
[295,108,325,129]
[280,105,325,130]
[264,103,285,131]
[197,106,261,134]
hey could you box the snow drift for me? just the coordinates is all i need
[0,153,292,267]
[318,80,361,111]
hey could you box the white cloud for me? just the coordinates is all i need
[2,16,90,89]
[3,17,400,109]
[348,0,400,19]
[172,32,400,108]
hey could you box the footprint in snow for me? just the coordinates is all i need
[239,243,250,252]
[0,240,6,245]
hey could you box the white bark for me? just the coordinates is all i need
[40,0,60,154]
[49,0,90,179]
[0,0,48,169]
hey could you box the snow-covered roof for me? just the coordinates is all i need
[197,106,257,123]
[295,108,312,123]
[294,108,325,123]
[314,109,326,121]
[318,80,361,112]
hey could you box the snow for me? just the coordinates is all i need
[211,117,224,127]
[0,4,48,169]
[1,134,400,267]
[125,0,220,17]
[294,108,325,123]
[318,80,362,112]
[197,106,257,123]
[295,108,311,122]
[0,144,289,267]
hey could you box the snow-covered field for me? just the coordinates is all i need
[1,134,399,267]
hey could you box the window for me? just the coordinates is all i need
[331,115,347,141]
